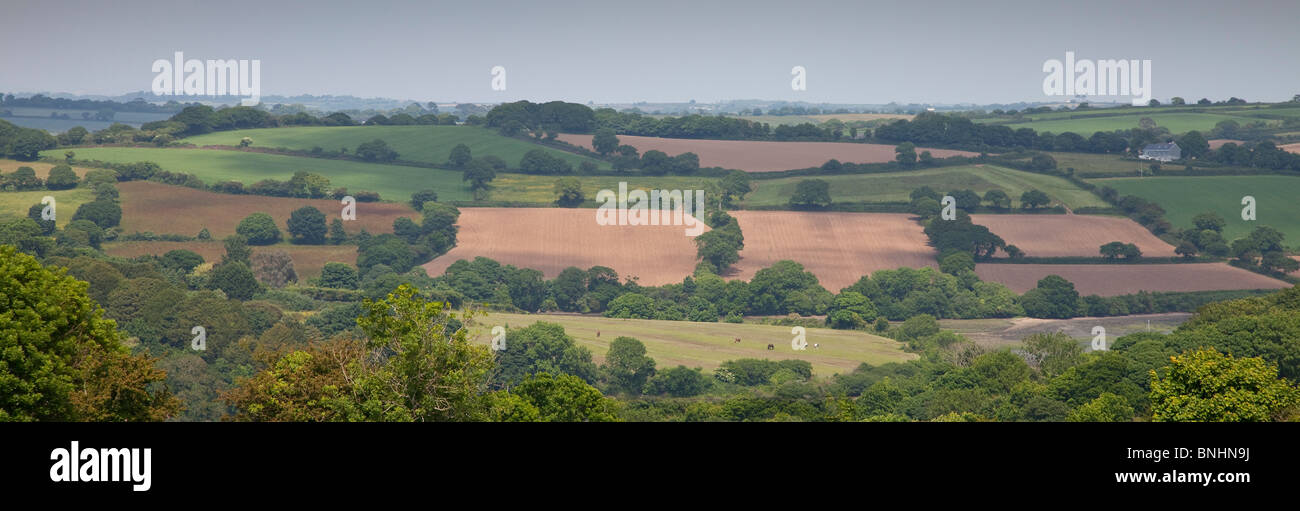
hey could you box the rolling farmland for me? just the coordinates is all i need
[115,181,418,238]
[423,207,706,285]
[470,311,915,376]
[728,211,937,290]
[974,262,1290,296]
[556,133,978,172]
[743,165,1109,209]
[971,214,1177,258]
[180,125,608,169]
[1095,175,1300,247]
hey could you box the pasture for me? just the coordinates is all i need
[48,147,720,206]
[468,311,915,377]
[556,133,977,172]
[996,112,1270,135]
[1094,175,1300,247]
[0,187,94,228]
[180,125,608,169]
[743,165,1109,209]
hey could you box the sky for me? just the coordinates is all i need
[3,0,1299,105]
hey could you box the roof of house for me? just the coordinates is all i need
[1143,142,1180,151]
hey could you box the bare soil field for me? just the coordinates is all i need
[117,181,417,238]
[556,134,979,172]
[422,207,706,285]
[974,263,1290,296]
[1207,139,1245,149]
[103,241,356,279]
[729,211,938,290]
[971,214,1177,258]
[1281,142,1300,155]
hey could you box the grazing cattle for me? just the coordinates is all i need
[813,343,820,349]
[596,330,600,338]
[766,344,775,350]
[733,337,741,344]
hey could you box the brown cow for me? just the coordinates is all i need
[766,344,775,350]
[733,337,741,344]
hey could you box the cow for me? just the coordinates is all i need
[813,343,820,349]
[766,344,775,350]
[596,330,600,338]
[733,337,741,344]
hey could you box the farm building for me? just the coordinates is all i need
[1139,142,1181,162]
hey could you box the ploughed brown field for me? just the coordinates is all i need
[974,263,1290,296]
[728,211,938,291]
[555,134,979,172]
[971,214,1177,258]
[421,207,706,285]
[117,181,418,238]
[1281,142,1300,155]
[1208,139,1245,149]
[102,241,357,279]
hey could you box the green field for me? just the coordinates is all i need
[180,125,608,169]
[469,312,915,377]
[999,112,1269,135]
[0,187,95,228]
[1046,152,1194,177]
[743,165,1108,209]
[1095,175,1300,246]
[45,146,719,206]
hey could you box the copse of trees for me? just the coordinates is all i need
[286,206,328,244]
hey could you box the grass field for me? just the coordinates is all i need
[1094,175,1300,246]
[47,147,719,206]
[180,125,609,169]
[1046,152,1193,176]
[720,113,913,126]
[103,240,357,280]
[0,187,95,228]
[468,312,916,377]
[743,165,1108,209]
[995,112,1271,135]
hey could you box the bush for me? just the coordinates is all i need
[236,212,282,245]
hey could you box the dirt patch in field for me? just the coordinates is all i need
[117,181,417,238]
[0,159,94,179]
[422,207,707,285]
[556,134,979,172]
[1281,142,1300,155]
[729,211,938,291]
[974,263,1290,296]
[103,241,356,279]
[971,214,1177,258]
[1207,139,1246,149]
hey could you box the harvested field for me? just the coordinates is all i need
[1208,139,1245,149]
[556,133,978,172]
[1282,142,1300,155]
[971,214,1177,258]
[103,241,357,279]
[729,211,937,290]
[422,208,706,285]
[974,263,1290,296]
[117,181,418,238]
[0,158,93,179]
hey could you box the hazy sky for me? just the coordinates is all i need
[4,0,1298,105]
